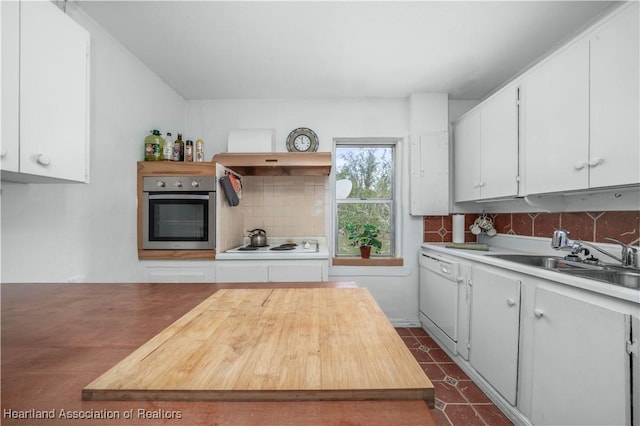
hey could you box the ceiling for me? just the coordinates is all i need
[74,1,617,101]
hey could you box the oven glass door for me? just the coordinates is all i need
[148,194,209,242]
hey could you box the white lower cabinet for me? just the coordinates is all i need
[214,260,327,283]
[420,248,638,426]
[529,287,631,426]
[469,265,521,405]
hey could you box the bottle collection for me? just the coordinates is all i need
[144,129,205,162]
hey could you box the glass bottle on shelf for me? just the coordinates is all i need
[172,133,184,161]
[163,132,173,161]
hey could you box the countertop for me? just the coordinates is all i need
[421,234,640,304]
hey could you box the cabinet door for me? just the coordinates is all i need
[268,264,324,282]
[1,1,20,173]
[523,39,589,194]
[409,132,449,215]
[589,3,640,188]
[480,86,519,199]
[20,1,90,182]
[216,263,268,283]
[531,288,629,425]
[453,110,481,202]
[470,266,521,405]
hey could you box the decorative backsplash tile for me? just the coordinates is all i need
[240,175,327,237]
[424,211,640,245]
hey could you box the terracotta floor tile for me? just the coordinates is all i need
[428,347,452,363]
[409,327,429,338]
[409,347,434,363]
[395,327,413,337]
[456,380,493,404]
[439,363,469,382]
[444,404,486,426]
[473,404,514,426]
[433,381,467,404]
[416,335,441,349]
[432,406,453,426]
[401,335,421,348]
[421,363,447,381]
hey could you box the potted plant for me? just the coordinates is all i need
[346,224,382,259]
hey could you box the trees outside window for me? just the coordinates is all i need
[335,142,395,256]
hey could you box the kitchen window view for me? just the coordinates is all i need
[335,142,396,256]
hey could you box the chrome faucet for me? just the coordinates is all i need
[552,229,639,268]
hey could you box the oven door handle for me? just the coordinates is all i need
[148,194,210,200]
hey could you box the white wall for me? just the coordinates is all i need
[187,99,424,324]
[0,4,186,282]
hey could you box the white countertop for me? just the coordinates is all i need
[215,237,329,261]
[421,234,640,304]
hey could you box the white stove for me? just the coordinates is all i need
[216,237,329,260]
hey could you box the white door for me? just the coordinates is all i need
[589,3,640,188]
[470,266,521,405]
[523,39,589,194]
[531,287,629,425]
[268,264,324,282]
[453,110,481,202]
[480,85,519,199]
[20,1,89,182]
[1,1,20,173]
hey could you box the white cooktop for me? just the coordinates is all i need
[216,237,329,260]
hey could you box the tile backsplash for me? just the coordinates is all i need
[240,175,327,237]
[424,211,640,245]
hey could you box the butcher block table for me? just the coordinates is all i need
[2,282,438,426]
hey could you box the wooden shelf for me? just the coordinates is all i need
[212,152,331,176]
[332,257,404,267]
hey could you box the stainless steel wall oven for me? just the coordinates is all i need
[142,176,216,250]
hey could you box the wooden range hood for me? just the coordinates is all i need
[212,152,331,176]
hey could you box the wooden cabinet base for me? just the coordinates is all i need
[138,249,216,260]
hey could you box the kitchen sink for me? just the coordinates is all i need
[486,254,593,270]
[558,268,640,290]
[487,253,640,290]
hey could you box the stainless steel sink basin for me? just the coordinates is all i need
[487,253,640,289]
[486,254,590,270]
[559,269,640,290]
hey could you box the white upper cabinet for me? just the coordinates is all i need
[589,2,639,189]
[453,110,481,202]
[523,3,639,194]
[2,1,90,183]
[522,39,590,194]
[454,85,519,202]
[1,1,20,173]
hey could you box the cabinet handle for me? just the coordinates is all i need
[506,297,516,307]
[534,308,544,318]
[588,157,603,167]
[36,154,51,166]
[574,161,586,170]
[0,148,7,158]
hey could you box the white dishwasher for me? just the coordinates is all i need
[419,251,459,353]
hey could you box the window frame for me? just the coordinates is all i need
[333,139,398,258]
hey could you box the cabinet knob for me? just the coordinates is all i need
[574,161,586,170]
[36,154,51,166]
[588,157,603,167]
[534,308,544,318]
[506,297,516,307]
[0,148,7,158]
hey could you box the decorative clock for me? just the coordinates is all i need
[286,127,319,152]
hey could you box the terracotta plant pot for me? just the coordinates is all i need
[359,246,372,259]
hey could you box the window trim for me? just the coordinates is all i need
[332,138,400,258]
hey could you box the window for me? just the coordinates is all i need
[335,141,396,256]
